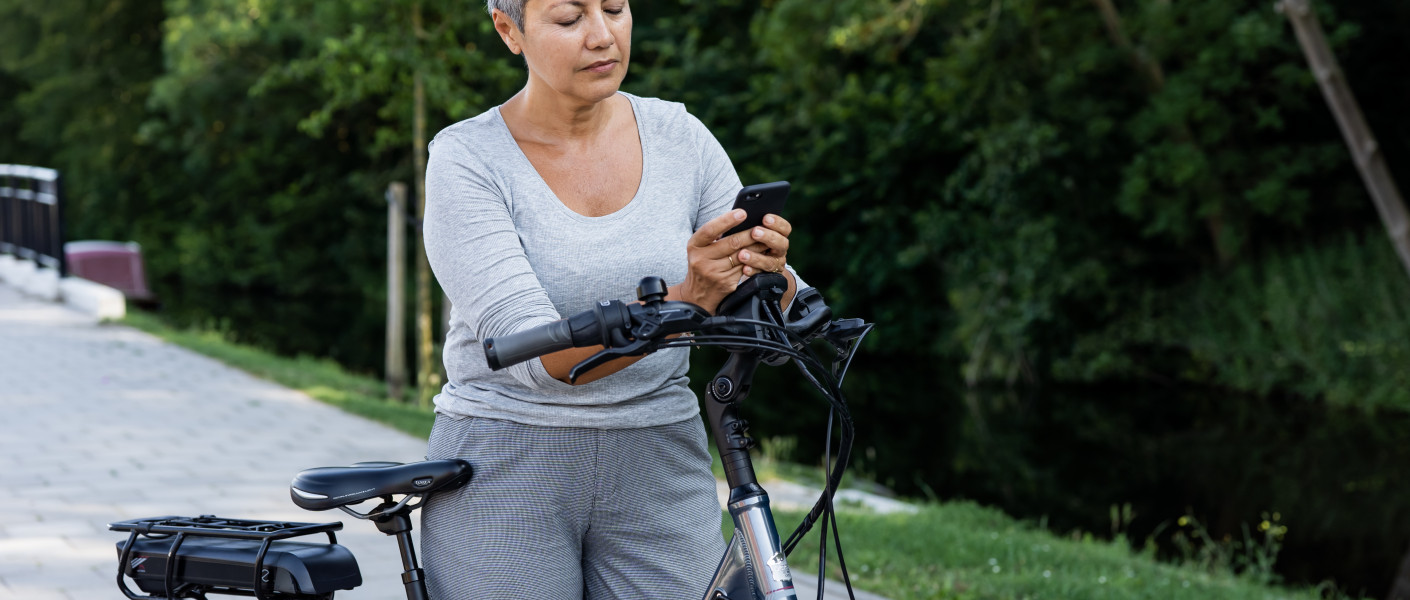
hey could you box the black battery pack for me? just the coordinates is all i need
[117,536,361,597]
[111,516,361,599]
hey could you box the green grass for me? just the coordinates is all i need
[755,503,1347,600]
[121,310,436,438]
[124,310,1352,600]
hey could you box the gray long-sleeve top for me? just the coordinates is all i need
[424,93,801,429]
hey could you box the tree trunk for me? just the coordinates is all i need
[1282,6,1410,595]
[1277,0,1410,283]
[412,1,440,408]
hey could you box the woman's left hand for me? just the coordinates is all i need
[727,214,791,277]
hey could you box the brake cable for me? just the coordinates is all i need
[659,316,871,600]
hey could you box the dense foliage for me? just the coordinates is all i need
[3,0,1407,398]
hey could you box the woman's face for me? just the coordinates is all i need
[495,0,632,105]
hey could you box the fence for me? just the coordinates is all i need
[0,164,66,277]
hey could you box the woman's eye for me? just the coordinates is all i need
[557,16,580,26]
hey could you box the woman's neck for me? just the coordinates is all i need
[503,78,618,143]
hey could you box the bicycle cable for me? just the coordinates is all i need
[661,320,866,599]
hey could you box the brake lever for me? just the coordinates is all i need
[783,287,833,344]
[568,304,708,382]
[567,279,712,383]
[568,338,655,383]
[825,318,874,381]
[566,308,709,380]
[824,318,869,347]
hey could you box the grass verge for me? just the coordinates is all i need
[762,502,1344,600]
[121,310,436,438]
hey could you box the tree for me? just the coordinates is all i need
[722,0,1359,387]
[257,0,519,404]
[0,0,168,242]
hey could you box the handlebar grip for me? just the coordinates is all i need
[484,320,575,371]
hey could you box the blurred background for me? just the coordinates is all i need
[2,0,1408,596]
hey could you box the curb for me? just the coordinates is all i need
[0,256,126,319]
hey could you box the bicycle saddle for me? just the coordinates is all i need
[289,460,473,511]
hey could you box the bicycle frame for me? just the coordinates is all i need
[709,493,796,600]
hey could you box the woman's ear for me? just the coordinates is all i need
[491,9,523,55]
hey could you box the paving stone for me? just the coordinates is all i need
[0,585,69,600]
[3,520,102,538]
[61,586,120,600]
[0,559,41,581]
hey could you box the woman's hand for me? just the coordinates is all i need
[674,209,793,313]
[734,214,791,277]
[730,212,797,311]
[675,209,748,312]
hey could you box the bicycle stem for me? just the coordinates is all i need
[707,352,761,489]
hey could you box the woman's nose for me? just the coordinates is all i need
[583,11,615,50]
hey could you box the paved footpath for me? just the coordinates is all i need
[0,283,433,600]
[0,283,884,600]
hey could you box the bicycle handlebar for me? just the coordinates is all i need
[483,319,574,371]
[484,276,721,377]
[484,299,635,370]
[482,274,830,380]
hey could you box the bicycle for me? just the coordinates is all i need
[110,272,873,600]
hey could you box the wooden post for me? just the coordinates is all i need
[1278,0,1410,281]
[385,182,409,402]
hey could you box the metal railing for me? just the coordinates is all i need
[0,164,66,277]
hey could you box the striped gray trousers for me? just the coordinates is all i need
[420,413,727,599]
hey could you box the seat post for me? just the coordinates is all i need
[373,504,428,600]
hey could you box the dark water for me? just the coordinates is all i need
[731,354,1410,597]
[149,289,1410,596]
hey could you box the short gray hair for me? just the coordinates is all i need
[486,0,528,31]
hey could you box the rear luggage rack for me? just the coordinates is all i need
[110,516,360,600]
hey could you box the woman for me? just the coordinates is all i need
[420,0,800,597]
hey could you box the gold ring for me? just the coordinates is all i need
[728,255,737,268]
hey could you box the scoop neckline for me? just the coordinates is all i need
[492,92,649,224]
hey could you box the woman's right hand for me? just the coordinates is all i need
[674,209,759,313]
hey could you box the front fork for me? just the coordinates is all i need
[703,352,797,600]
[705,488,797,600]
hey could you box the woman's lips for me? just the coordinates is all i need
[584,60,618,73]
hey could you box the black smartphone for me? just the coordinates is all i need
[722,181,790,238]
